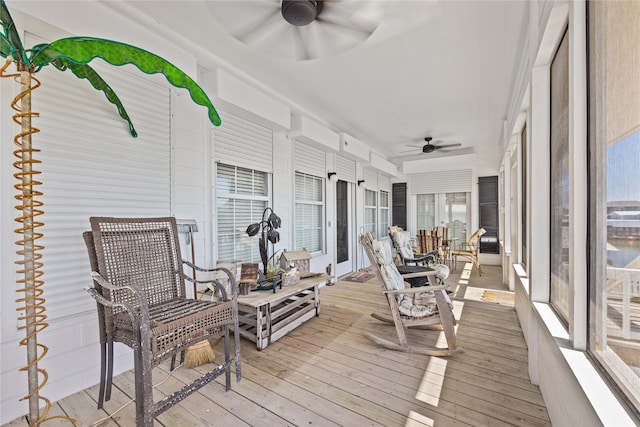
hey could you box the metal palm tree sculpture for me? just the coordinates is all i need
[0,1,221,424]
[246,207,282,276]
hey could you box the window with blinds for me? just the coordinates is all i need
[364,189,378,236]
[295,172,324,253]
[379,190,390,237]
[216,163,269,263]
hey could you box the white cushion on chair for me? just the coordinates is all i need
[373,238,438,318]
[433,264,449,281]
[372,239,405,291]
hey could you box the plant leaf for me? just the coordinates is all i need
[31,36,221,126]
[44,54,137,137]
[0,0,23,58]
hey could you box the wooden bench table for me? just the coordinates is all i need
[236,274,330,350]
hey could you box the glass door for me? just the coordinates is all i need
[335,180,354,277]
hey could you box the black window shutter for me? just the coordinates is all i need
[478,176,499,253]
[392,183,407,230]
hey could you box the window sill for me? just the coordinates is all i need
[531,300,636,426]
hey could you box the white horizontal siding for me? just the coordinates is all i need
[336,155,356,182]
[295,140,326,177]
[23,48,171,322]
[214,110,273,172]
[409,169,473,194]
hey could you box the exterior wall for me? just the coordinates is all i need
[504,1,636,425]
[0,3,396,423]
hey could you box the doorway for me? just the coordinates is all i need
[335,179,354,277]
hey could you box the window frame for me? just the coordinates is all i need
[364,188,378,236]
[378,190,390,238]
[215,163,271,264]
[549,25,571,326]
[587,0,640,414]
[294,171,326,254]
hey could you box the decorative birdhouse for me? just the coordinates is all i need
[279,249,311,273]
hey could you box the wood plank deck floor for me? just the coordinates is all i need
[5,263,551,426]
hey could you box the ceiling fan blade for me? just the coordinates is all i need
[233,8,282,44]
[435,143,462,149]
[294,25,316,60]
[318,1,379,35]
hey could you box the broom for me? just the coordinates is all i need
[184,224,216,368]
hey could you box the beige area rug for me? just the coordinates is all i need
[481,290,515,306]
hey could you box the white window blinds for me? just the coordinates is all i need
[295,172,324,253]
[216,164,269,263]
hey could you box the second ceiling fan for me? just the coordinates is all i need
[400,137,462,155]
[421,137,461,153]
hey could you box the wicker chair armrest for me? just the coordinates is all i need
[183,263,237,301]
[384,284,448,295]
[90,271,150,318]
[84,282,146,334]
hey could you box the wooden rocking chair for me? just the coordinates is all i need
[84,217,241,427]
[361,232,463,356]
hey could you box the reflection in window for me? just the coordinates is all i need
[550,27,570,325]
[590,0,640,413]
[417,193,469,243]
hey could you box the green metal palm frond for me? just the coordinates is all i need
[46,56,137,137]
[0,33,11,58]
[31,37,221,127]
[0,0,23,60]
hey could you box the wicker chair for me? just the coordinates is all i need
[451,227,486,275]
[84,217,241,427]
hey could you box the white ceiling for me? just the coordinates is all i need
[118,0,529,170]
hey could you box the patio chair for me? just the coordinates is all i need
[451,227,487,275]
[361,232,463,356]
[84,217,241,427]
[389,227,438,266]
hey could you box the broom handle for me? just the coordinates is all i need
[189,228,197,298]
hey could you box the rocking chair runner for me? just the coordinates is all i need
[84,217,241,427]
[361,232,463,356]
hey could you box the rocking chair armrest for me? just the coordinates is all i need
[400,271,438,280]
[384,284,449,295]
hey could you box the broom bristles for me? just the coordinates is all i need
[185,340,215,368]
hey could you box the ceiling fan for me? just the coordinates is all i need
[207,1,380,60]
[401,137,463,155]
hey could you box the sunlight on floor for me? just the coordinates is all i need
[405,410,435,426]
[464,286,513,303]
[457,262,473,285]
[415,354,447,406]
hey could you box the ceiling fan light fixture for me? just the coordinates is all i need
[422,144,435,154]
[282,0,323,26]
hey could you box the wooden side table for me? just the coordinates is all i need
[235,274,330,350]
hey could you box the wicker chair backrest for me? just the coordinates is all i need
[90,217,186,315]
